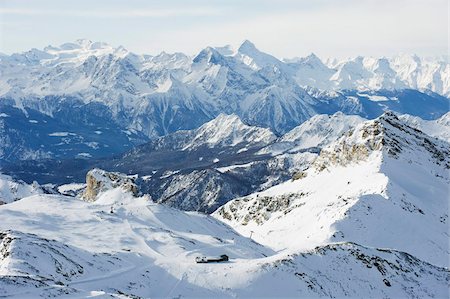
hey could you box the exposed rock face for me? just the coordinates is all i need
[216,192,309,225]
[82,168,138,201]
[313,111,450,171]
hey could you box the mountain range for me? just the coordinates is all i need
[1,39,449,163]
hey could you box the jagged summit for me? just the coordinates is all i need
[0,40,449,165]
[185,113,276,149]
[300,53,322,64]
[315,111,450,170]
[236,39,284,70]
[192,46,226,65]
[237,39,258,53]
[140,113,276,152]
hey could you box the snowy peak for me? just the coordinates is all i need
[298,53,325,66]
[185,113,277,149]
[10,39,119,66]
[57,39,112,51]
[236,40,283,70]
[192,46,226,66]
[315,112,450,170]
[237,39,258,54]
[126,113,277,166]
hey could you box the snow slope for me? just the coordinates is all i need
[0,187,448,298]
[215,112,450,268]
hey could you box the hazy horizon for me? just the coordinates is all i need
[0,0,447,59]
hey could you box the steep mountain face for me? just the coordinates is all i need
[5,111,446,215]
[1,40,448,164]
[214,112,450,267]
[0,189,448,298]
[114,114,278,174]
[92,113,367,213]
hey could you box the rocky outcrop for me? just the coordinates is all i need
[216,192,309,225]
[82,168,138,201]
[313,111,450,171]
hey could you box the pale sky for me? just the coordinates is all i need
[0,0,448,59]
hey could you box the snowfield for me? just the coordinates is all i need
[0,190,448,298]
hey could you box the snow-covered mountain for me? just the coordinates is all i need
[140,113,276,152]
[1,109,449,297]
[2,40,448,99]
[215,112,450,268]
[1,40,448,164]
[290,53,450,96]
[1,185,448,297]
